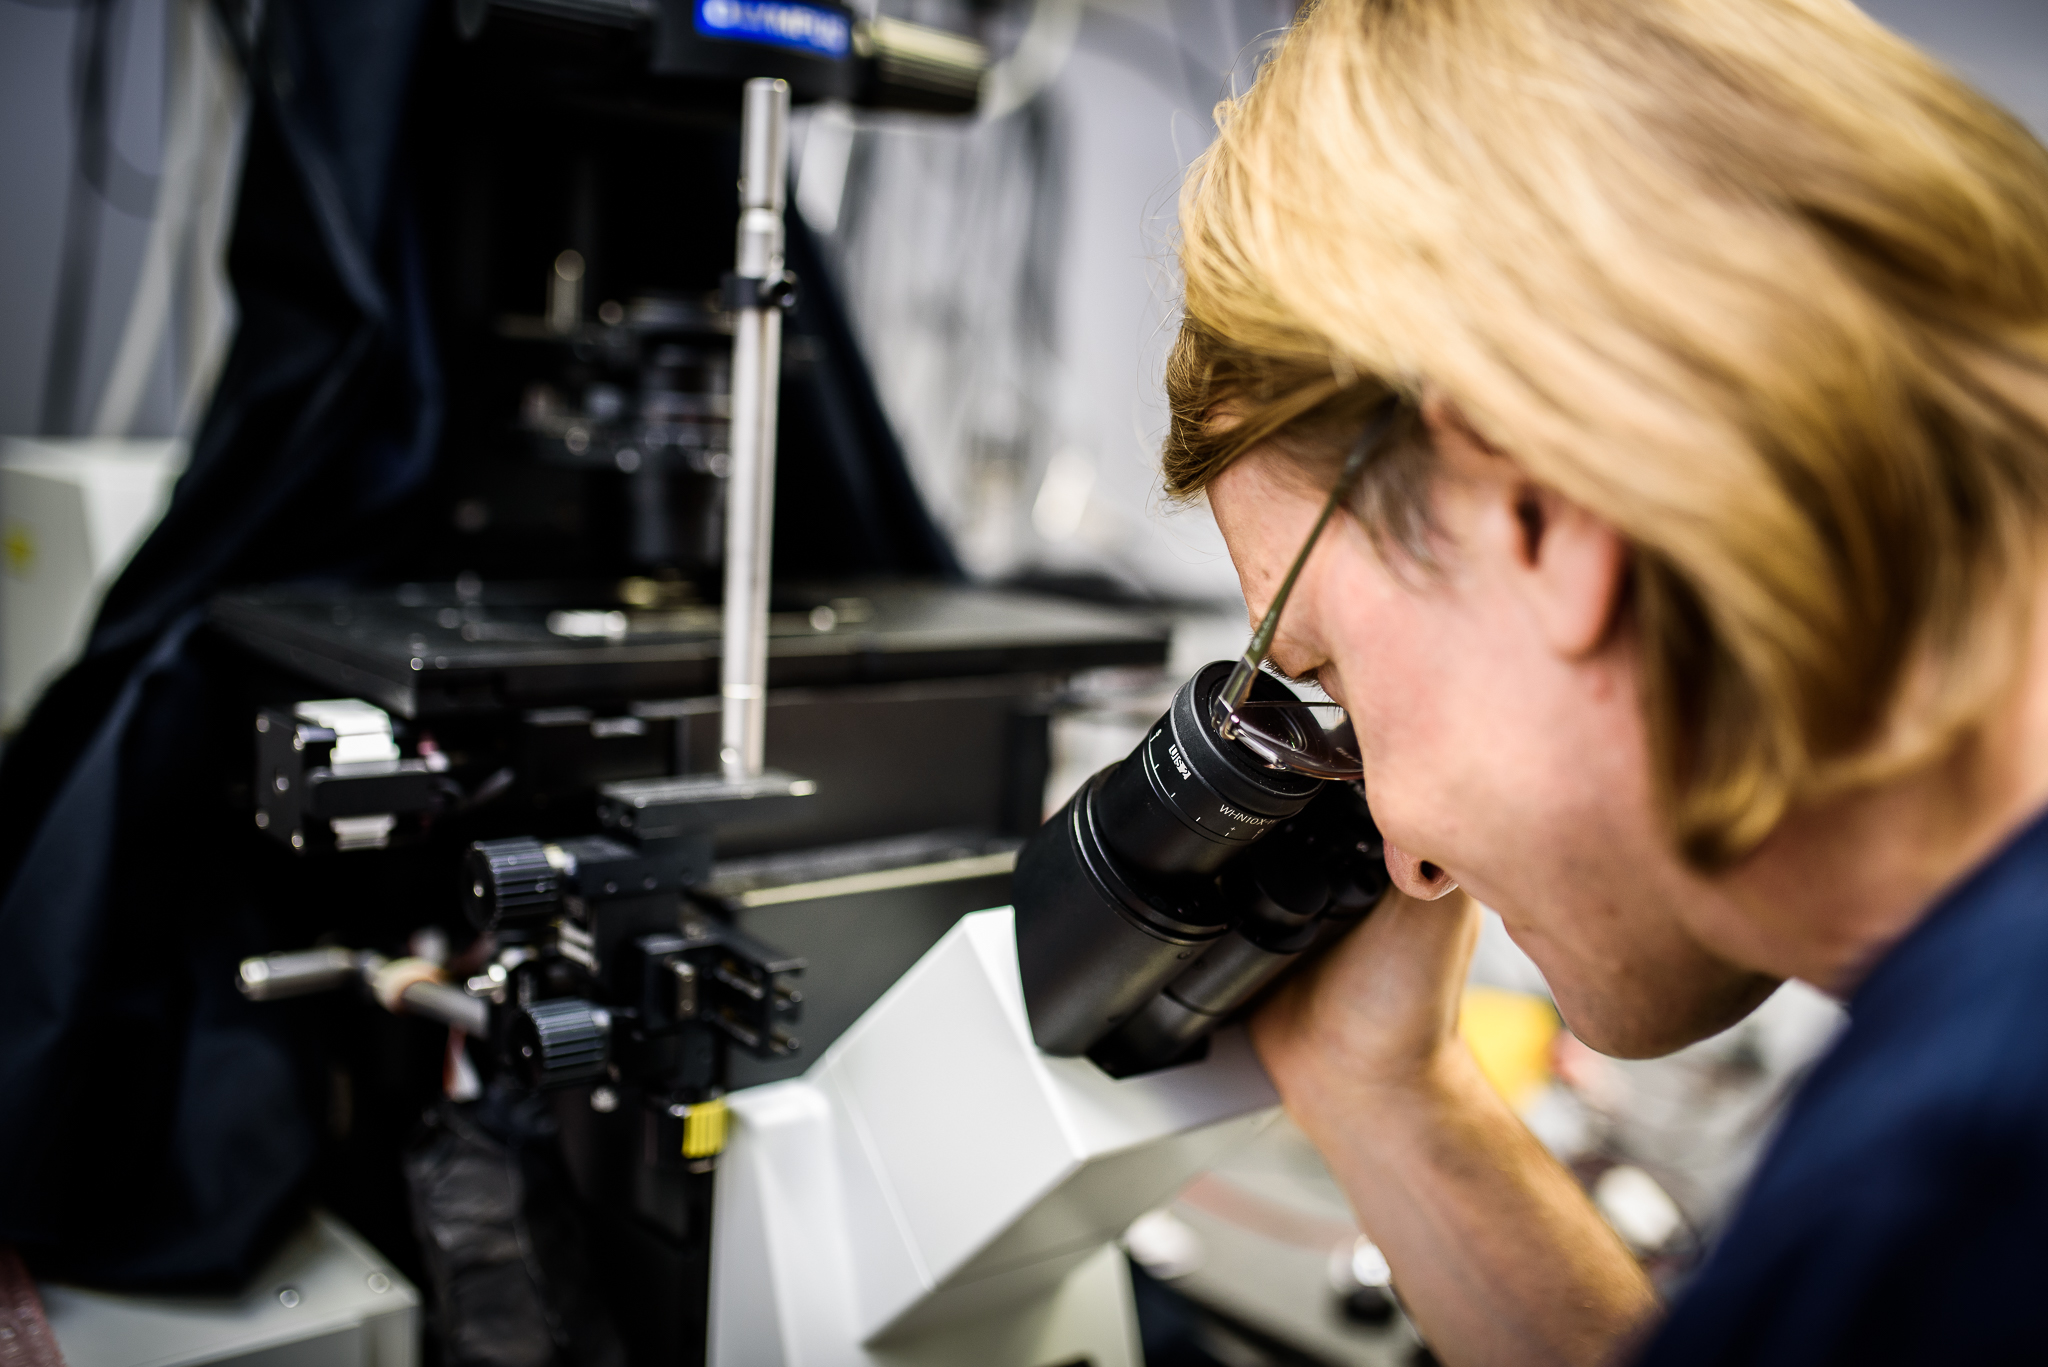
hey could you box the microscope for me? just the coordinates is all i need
[215,4,1391,1364]
[243,657,1390,1367]
[698,666,1388,1367]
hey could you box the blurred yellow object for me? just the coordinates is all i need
[1460,986,1559,1106]
[3,522,34,575]
[682,1096,730,1158]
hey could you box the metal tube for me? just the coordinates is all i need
[237,946,359,1000]
[400,980,492,1037]
[721,78,791,781]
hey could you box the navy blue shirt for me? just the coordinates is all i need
[1639,806,2048,1364]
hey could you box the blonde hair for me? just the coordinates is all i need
[1167,0,2048,868]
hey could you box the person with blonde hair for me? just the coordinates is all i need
[1167,0,2048,1362]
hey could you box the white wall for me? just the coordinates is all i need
[824,0,2048,604]
[1863,0,2048,133]
[821,0,1295,600]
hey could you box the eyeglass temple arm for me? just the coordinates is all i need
[1218,402,1398,714]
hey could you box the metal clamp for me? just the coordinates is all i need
[720,269,799,314]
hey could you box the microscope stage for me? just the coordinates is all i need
[209,580,1168,718]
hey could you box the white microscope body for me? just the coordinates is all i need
[708,907,1282,1367]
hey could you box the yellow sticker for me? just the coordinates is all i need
[681,1096,730,1159]
[3,522,34,577]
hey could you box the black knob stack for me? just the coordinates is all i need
[508,997,612,1088]
[466,837,560,931]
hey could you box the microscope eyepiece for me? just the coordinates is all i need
[1013,662,1389,1068]
[1090,661,1322,883]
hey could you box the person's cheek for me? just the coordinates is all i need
[1311,535,1458,861]
[1300,544,1380,711]
[1352,663,1465,883]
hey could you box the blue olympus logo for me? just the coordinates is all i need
[695,0,851,57]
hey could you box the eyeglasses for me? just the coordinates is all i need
[1209,397,1404,780]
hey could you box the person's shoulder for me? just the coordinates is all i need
[1825,814,2048,1125]
[1635,814,2048,1366]
[1775,823,2048,1181]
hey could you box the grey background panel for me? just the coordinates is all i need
[1862,0,2048,135]
[1,0,173,437]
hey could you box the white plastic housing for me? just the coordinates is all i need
[710,907,1280,1366]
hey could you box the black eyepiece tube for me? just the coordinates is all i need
[1090,662,1323,881]
[1013,663,1325,1056]
[1012,769,1229,1056]
[1089,823,1343,1082]
[1087,782,1386,1076]
[1020,726,1391,1072]
[1087,927,1309,1078]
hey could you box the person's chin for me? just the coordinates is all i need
[1555,970,1781,1060]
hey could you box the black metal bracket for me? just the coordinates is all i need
[720,269,799,314]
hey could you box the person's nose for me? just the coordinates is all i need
[1383,839,1460,900]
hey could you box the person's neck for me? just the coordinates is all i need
[1724,574,2048,997]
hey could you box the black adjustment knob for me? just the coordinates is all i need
[509,998,611,1088]
[466,838,559,930]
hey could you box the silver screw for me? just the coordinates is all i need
[277,1287,301,1308]
[367,1272,391,1294]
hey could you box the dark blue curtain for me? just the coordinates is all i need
[0,0,444,1285]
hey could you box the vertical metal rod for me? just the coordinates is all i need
[721,78,791,781]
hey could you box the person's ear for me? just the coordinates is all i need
[1506,481,1630,658]
[1418,391,1631,659]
